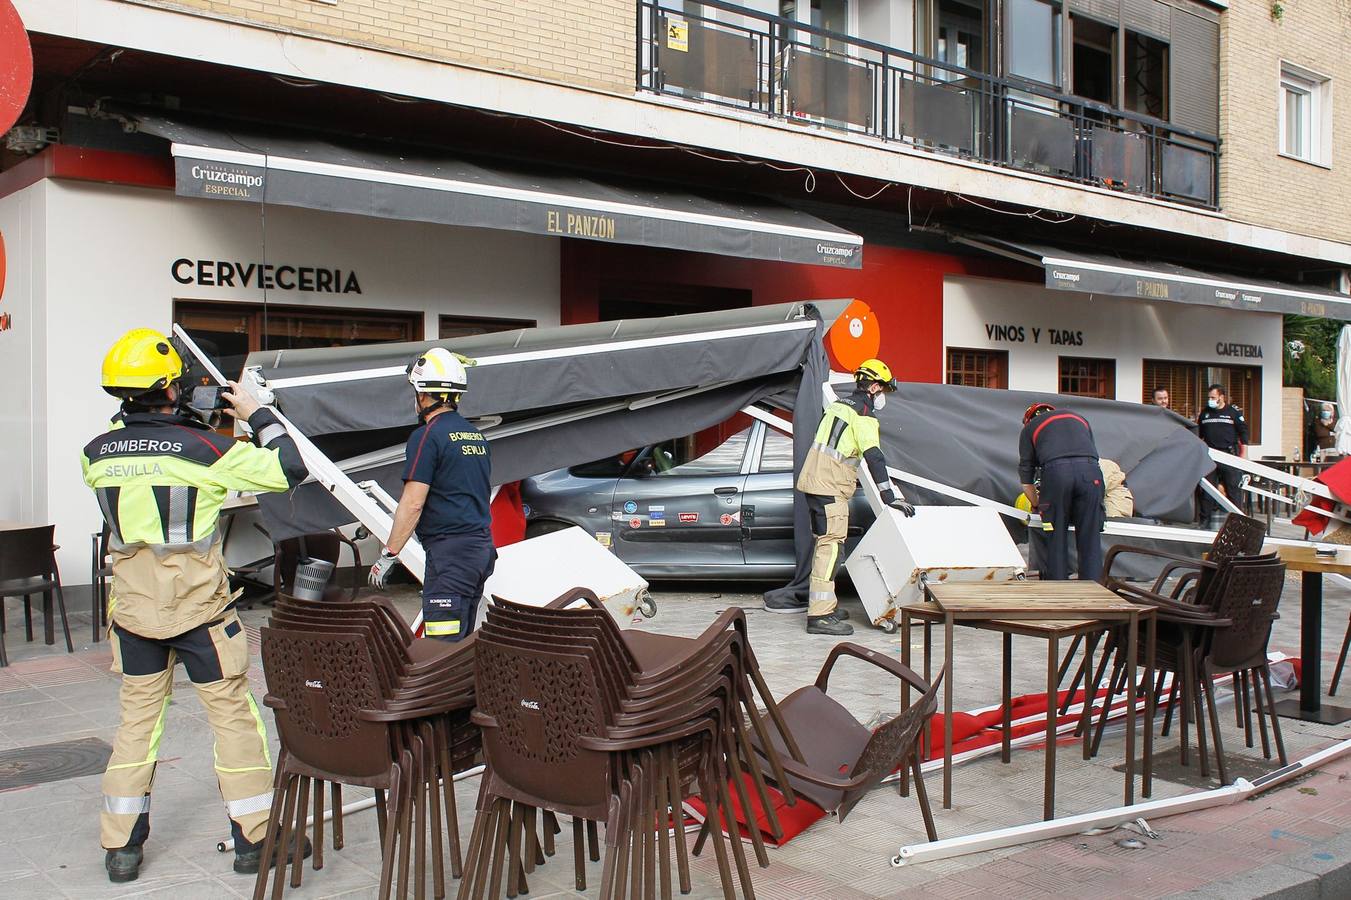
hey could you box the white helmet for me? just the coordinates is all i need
[407,347,468,396]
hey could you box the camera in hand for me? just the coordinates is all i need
[190,385,230,412]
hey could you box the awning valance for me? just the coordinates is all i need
[951,233,1351,320]
[134,116,863,268]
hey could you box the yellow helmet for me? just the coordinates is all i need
[101,328,183,397]
[855,358,898,392]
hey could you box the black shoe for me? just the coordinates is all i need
[105,847,143,883]
[806,614,853,636]
[234,834,313,875]
[762,595,808,615]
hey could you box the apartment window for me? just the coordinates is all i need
[1280,63,1331,165]
[946,348,1008,389]
[174,301,423,384]
[1058,356,1114,399]
[1123,31,1168,119]
[1143,360,1262,443]
[1006,0,1061,86]
[439,315,537,339]
[930,0,987,75]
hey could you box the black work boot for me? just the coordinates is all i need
[234,833,313,875]
[806,614,853,636]
[105,846,143,883]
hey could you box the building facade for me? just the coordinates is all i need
[2,0,1349,578]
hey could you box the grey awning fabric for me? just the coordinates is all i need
[246,301,842,540]
[134,116,862,268]
[951,233,1351,320]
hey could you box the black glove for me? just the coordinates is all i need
[889,497,916,517]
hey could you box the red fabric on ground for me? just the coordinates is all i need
[685,773,826,846]
[1291,457,1351,536]
[490,481,526,547]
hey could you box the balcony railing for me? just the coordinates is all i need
[637,0,1219,209]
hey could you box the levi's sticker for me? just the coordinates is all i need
[678,512,699,523]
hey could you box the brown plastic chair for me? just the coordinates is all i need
[1193,557,1289,784]
[1331,613,1351,697]
[0,525,74,665]
[464,634,727,900]
[750,643,941,836]
[273,531,363,602]
[1101,512,1268,604]
[255,627,418,900]
[90,527,113,642]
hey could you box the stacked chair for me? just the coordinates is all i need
[1087,513,1287,783]
[256,593,481,900]
[460,589,802,900]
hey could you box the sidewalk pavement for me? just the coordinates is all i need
[0,572,1347,898]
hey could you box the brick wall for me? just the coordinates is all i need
[1219,2,1351,245]
[121,0,634,93]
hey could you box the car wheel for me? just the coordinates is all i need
[525,519,576,539]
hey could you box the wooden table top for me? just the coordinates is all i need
[1269,544,1351,574]
[900,601,1105,635]
[926,580,1144,618]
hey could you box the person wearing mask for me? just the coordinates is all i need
[1151,386,1171,410]
[1019,403,1105,580]
[369,348,494,643]
[1197,383,1248,517]
[1312,402,1338,456]
[768,358,914,635]
[84,329,309,882]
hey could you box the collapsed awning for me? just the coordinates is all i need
[133,115,863,268]
[950,233,1351,320]
[239,301,844,539]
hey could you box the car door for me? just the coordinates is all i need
[741,420,874,568]
[611,429,751,574]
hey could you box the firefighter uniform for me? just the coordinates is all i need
[1197,402,1249,517]
[402,408,494,641]
[1019,408,1104,581]
[83,406,306,853]
[797,388,902,619]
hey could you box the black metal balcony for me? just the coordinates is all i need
[636,0,1219,209]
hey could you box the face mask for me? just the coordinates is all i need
[1207,398,1220,409]
[872,393,886,412]
[1322,412,1334,422]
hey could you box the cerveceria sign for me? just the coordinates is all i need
[172,258,362,294]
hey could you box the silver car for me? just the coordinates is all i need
[520,421,872,579]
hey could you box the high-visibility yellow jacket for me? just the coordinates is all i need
[797,390,894,500]
[82,409,306,638]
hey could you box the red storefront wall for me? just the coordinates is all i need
[560,240,1032,384]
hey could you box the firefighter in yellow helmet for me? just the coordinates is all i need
[767,358,914,635]
[83,329,309,882]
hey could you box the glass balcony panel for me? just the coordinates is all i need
[897,77,976,153]
[656,15,762,105]
[783,46,875,129]
[1090,127,1149,193]
[1161,141,1214,206]
[1009,102,1076,175]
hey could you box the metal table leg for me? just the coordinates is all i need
[1125,611,1138,806]
[1044,634,1058,821]
[943,612,954,810]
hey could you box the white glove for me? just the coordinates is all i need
[368,548,400,590]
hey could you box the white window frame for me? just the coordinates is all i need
[1279,62,1332,168]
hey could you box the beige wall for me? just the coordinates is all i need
[120,0,633,93]
[1219,2,1351,244]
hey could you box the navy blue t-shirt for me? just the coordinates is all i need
[402,410,492,539]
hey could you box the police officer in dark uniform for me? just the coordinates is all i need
[1019,402,1105,581]
[369,348,495,641]
[1197,383,1248,518]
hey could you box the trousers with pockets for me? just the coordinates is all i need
[806,493,851,617]
[101,607,273,849]
[422,529,497,642]
[1038,457,1106,582]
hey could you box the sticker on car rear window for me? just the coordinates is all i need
[678,512,699,523]
[623,500,637,514]
[595,531,612,547]
[629,518,642,529]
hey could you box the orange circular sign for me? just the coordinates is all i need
[0,1,33,136]
[826,299,881,373]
